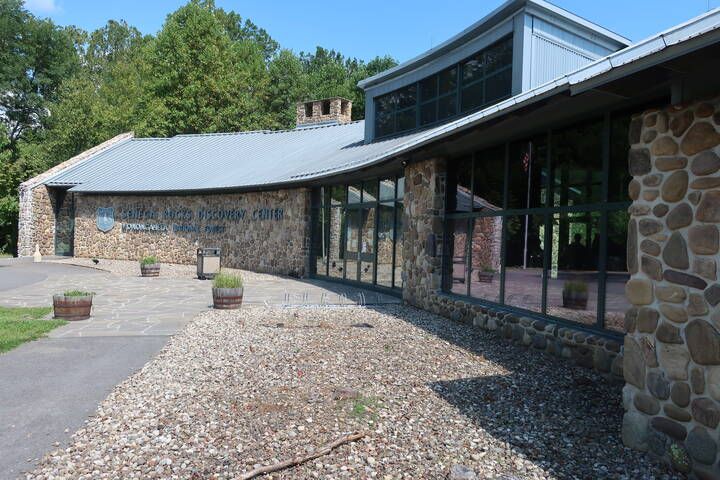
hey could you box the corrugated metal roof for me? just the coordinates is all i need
[46,7,720,194]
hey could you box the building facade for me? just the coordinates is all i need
[17,1,720,475]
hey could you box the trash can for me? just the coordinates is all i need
[197,247,221,280]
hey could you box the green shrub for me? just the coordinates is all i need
[213,270,243,289]
[140,255,158,266]
[563,280,588,295]
[62,290,94,297]
[482,267,496,273]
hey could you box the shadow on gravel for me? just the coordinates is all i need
[364,304,678,480]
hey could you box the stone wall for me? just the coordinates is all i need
[622,98,720,477]
[402,157,623,378]
[73,189,311,276]
[18,132,133,256]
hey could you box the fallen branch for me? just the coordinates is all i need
[239,431,366,480]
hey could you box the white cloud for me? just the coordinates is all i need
[24,0,60,15]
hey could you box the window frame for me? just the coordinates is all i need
[442,109,635,335]
[374,36,513,140]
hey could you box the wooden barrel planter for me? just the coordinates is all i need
[140,263,161,277]
[212,287,243,309]
[53,294,93,320]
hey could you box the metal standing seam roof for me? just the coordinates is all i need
[45,7,720,194]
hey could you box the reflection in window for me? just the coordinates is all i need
[470,216,502,303]
[446,218,469,296]
[504,214,544,313]
[328,207,345,278]
[312,205,328,276]
[360,207,375,283]
[508,137,547,209]
[609,113,632,202]
[605,210,631,332]
[394,202,404,288]
[377,203,394,287]
[345,209,360,281]
[473,146,505,210]
[447,156,473,212]
[546,212,600,325]
[551,120,603,206]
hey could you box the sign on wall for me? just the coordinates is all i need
[95,204,285,234]
[96,208,115,232]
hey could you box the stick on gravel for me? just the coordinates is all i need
[239,432,366,480]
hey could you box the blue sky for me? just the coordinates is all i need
[24,0,718,62]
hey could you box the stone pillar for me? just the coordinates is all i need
[623,98,720,477]
[402,158,446,310]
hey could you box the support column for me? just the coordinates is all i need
[623,98,720,477]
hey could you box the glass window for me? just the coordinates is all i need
[360,207,376,283]
[470,216,502,303]
[363,180,378,203]
[504,214,545,313]
[473,146,505,211]
[546,211,601,325]
[447,156,473,212]
[331,185,346,206]
[379,178,395,201]
[446,218,469,296]
[394,202,404,289]
[609,112,632,202]
[345,209,360,281]
[348,183,362,204]
[377,203,395,287]
[604,210,631,333]
[312,207,328,276]
[551,120,603,207]
[396,176,405,199]
[328,207,345,278]
[508,137,547,209]
[439,67,457,95]
[374,38,511,138]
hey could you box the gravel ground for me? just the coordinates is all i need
[49,257,270,282]
[27,305,678,480]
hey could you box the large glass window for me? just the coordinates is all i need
[443,110,634,333]
[312,175,405,291]
[375,37,512,139]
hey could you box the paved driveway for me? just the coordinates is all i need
[0,258,398,479]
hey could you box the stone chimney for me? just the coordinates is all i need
[296,97,352,127]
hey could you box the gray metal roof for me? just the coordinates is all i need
[357,0,630,90]
[45,7,720,194]
[46,121,430,193]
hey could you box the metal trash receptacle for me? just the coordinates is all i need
[197,247,221,280]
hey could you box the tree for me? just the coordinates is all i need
[137,0,272,136]
[0,0,79,151]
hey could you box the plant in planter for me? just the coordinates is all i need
[212,271,244,310]
[562,280,588,310]
[476,266,496,283]
[53,290,94,320]
[140,256,160,277]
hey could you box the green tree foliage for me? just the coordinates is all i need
[0,0,397,254]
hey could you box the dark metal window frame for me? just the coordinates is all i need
[374,35,514,140]
[310,175,405,292]
[443,109,633,335]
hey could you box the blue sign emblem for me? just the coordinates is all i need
[96,207,115,232]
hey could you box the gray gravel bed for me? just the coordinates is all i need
[27,305,678,479]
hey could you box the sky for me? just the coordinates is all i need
[23,0,720,63]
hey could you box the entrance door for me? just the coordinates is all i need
[53,190,75,256]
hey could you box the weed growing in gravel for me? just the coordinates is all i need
[349,396,382,422]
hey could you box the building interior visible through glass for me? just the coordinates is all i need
[444,113,632,333]
[311,176,405,290]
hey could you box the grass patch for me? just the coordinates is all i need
[349,396,382,422]
[0,306,65,353]
[0,252,12,259]
[213,270,243,288]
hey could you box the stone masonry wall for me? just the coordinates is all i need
[622,98,720,478]
[296,97,352,126]
[402,157,623,379]
[73,188,311,276]
[18,132,133,256]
